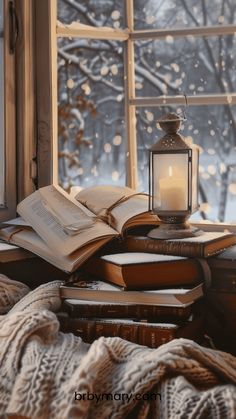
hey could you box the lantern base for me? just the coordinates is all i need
[147,221,203,240]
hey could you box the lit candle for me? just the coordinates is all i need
[159,166,187,210]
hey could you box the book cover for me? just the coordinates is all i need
[62,298,193,321]
[123,231,236,258]
[0,241,34,263]
[82,252,203,290]
[60,278,204,307]
[58,314,205,348]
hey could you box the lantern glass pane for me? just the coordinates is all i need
[192,145,199,212]
[153,153,189,211]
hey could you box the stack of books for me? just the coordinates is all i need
[59,251,206,348]
[0,183,235,348]
[59,227,236,348]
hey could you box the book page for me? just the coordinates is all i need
[17,185,117,256]
[75,185,154,233]
[0,226,66,269]
[63,279,202,295]
[110,194,151,233]
[101,252,186,265]
[0,241,18,250]
[75,185,136,217]
[2,216,31,227]
[40,184,97,232]
[0,226,111,272]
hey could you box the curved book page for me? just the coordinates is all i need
[17,185,117,256]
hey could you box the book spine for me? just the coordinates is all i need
[59,317,176,348]
[63,301,192,321]
[138,324,174,347]
[123,236,203,258]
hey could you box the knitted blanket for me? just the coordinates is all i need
[1,276,236,418]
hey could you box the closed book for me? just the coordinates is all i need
[62,299,193,321]
[123,231,236,258]
[58,315,204,348]
[0,241,34,263]
[82,252,203,290]
[60,279,204,307]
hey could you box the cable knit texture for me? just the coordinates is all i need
[0,277,236,418]
[0,274,30,314]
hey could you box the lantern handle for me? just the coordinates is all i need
[182,93,188,121]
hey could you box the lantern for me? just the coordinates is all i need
[148,113,202,239]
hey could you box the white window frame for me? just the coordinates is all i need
[50,0,236,232]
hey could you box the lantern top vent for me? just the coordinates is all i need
[151,112,190,152]
[157,112,183,134]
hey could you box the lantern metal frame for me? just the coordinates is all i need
[147,113,202,239]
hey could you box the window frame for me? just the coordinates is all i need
[34,0,57,188]
[0,0,17,221]
[47,0,236,232]
[15,0,36,201]
[0,0,39,222]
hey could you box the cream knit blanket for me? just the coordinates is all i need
[1,275,236,418]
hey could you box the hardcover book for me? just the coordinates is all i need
[123,232,236,258]
[0,241,34,263]
[82,252,203,289]
[0,184,157,272]
[58,314,204,348]
[62,299,193,321]
[60,278,204,307]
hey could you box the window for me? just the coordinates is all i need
[55,0,236,227]
[5,0,232,230]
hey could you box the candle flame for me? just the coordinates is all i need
[168,166,173,177]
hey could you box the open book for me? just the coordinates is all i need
[0,184,157,272]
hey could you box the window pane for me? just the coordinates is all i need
[0,0,4,206]
[136,105,236,223]
[134,35,236,97]
[134,0,236,30]
[57,37,126,189]
[57,0,125,28]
